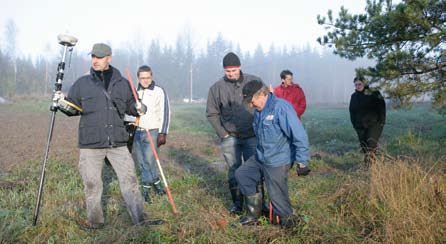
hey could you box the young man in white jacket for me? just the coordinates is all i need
[132,65,171,203]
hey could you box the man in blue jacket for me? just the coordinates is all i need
[235,80,310,229]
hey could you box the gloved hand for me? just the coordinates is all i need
[135,101,147,115]
[54,91,82,116]
[157,133,167,147]
[296,162,311,176]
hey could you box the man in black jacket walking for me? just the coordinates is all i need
[349,77,386,166]
[58,43,161,228]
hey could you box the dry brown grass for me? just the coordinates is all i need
[369,156,446,243]
[331,156,446,244]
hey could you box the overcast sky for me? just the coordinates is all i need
[0,0,367,57]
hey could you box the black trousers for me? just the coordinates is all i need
[355,124,384,153]
[235,156,292,218]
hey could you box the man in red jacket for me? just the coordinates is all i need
[273,70,306,120]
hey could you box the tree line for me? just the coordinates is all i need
[0,26,369,105]
[1,0,444,110]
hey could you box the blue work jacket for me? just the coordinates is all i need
[253,93,310,167]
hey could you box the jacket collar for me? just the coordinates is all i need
[257,93,274,117]
[90,65,119,82]
[281,82,298,88]
[224,70,244,84]
[264,93,274,111]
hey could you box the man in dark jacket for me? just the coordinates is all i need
[57,43,161,228]
[206,52,264,214]
[349,77,386,165]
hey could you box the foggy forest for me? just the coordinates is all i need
[0,20,372,104]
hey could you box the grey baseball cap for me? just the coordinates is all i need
[89,43,112,57]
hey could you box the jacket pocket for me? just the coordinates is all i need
[112,125,129,144]
[221,107,233,122]
[80,96,98,114]
[261,120,279,144]
[79,126,101,146]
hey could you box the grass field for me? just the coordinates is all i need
[0,100,445,243]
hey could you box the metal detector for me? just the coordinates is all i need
[32,34,78,226]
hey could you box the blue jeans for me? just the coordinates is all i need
[132,129,160,185]
[220,136,257,187]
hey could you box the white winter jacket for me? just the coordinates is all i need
[137,81,170,134]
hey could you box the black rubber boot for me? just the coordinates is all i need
[239,193,262,225]
[257,182,270,216]
[229,186,243,215]
[142,185,152,203]
[153,180,166,196]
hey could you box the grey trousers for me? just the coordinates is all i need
[235,156,293,218]
[79,147,145,225]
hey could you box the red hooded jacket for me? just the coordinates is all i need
[273,83,306,120]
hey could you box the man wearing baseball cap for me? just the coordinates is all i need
[235,80,310,229]
[206,52,267,215]
[57,43,162,229]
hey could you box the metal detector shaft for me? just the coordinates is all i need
[33,36,76,226]
[145,130,177,213]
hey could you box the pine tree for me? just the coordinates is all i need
[317,0,446,111]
